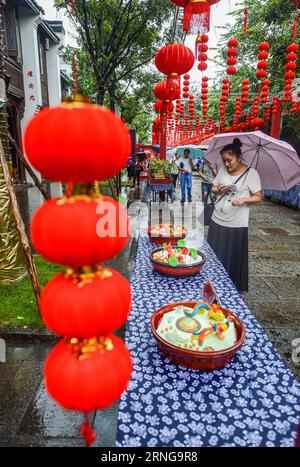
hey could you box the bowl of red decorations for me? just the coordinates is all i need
[149,241,205,277]
[147,224,187,245]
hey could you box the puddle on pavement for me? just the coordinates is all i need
[258,227,290,236]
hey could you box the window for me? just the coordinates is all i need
[3,7,18,58]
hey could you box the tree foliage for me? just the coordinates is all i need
[55,0,174,122]
[204,0,300,149]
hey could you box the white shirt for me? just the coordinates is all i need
[179,157,192,173]
[212,166,261,228]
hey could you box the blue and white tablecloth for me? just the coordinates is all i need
[145,181,176,202]
[116,235,300,447]
[264,184,300,208]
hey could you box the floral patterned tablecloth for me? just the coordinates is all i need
[145,181,176,202]
[264,184,300,208]
[116,235,300,447]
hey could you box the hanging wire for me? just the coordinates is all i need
[171,6,180,41]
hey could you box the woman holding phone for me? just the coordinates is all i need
[207,138,262,292]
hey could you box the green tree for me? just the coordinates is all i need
[209,0,300,148]
[55,0,174,107]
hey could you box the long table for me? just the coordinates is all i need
[116,234,300,447]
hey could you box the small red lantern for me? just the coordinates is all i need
[154,81,180,101]
[24,102,131,183]
[31,196,129,267]
[250,117,265,129]
[198,62,208,71]
[154,101,163,113]
[45,335,132,413]
[40,267,131,338]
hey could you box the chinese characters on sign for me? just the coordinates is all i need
[26,70,36,103]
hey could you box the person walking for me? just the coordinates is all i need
[170,153,180,187]
[178,149,195,203]
[198,157,218,207]
[207,138,262,292]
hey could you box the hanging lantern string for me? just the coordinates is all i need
[293,0,299,41]
[171,5,180,41]
[244,1,249,35]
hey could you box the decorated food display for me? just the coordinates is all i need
[157,302,236,352]
[151,301,246,370]
[148,224,187,244]
[150,240,205,276]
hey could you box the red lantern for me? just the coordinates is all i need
[258,42,270,51]
[171,0,220,34]
[256,69,267,79]
[258,51,269,60]
[40,267,131,338]
[198,62,208,71]
[155,42,195,90]
[31,196,129,267]
[287,43,299,53]
[154,81,180,101]
[45,335,132,412]
[227,66,237,75]
[250,117,265,129]
[24,102,131,183]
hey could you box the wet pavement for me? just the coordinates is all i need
[0,176,299,446]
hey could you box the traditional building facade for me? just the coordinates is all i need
[1,0,71,182]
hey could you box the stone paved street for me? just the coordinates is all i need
[0,176,299,447]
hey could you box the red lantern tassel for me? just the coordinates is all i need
[80,414,97,448]
[244,6,249,35]
[293,0,299,42]
[183,1,210,35]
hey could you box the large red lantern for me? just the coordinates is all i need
[171,0,221,34]
[24,102,131,183]
[45,336,132,412]
[31,196,129,267]
[40,267,131,338]
[155,42,195,90]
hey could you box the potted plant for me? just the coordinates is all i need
[148,158,172,182]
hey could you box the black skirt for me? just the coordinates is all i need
[207,220,249,292]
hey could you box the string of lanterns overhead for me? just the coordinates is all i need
[152,0,300,151]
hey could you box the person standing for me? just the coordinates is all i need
[198,158,218,207]
[178,149,195,203]
[207,138,262,292]
[170,153,180,187]
[134,156,143,187]
[126,159,135,188]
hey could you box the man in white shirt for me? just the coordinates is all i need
[178,149,195,202]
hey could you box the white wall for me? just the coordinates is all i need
[19,14,42,131]
[46,43,61,106]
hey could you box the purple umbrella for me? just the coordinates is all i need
[205,131,300,190]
